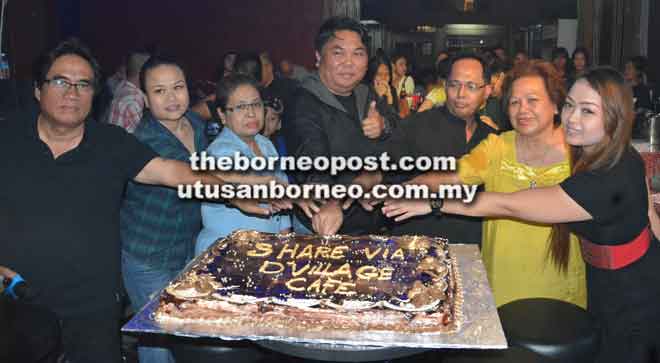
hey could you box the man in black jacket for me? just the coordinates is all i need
[285,17,399,236]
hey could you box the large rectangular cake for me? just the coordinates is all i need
[155,230,463,334]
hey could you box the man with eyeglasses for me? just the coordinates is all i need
[383,52,498,244]
[284,16,399,236]
[0,39,280,362]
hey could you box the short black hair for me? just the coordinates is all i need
[138,55,186,92]
[35,38,102,92]
[447,52,491,85]
[314,16,368,53]
[215,73,261,111]
[126,50,151,79]
[224,51,238,62]
[233,52,262,84]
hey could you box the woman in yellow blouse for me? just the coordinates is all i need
[384,60,587,308]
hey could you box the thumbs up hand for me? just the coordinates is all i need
[362,101,385,139]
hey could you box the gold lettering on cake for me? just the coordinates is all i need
[286,277,306,292]
[259,261,285,274]
[310,263,331,276]
[307,263,322,276]
[314,246,331,259]
[307,277,322,294]
[321,278,341,295]
[316,263,333,276]
[332,263,352,279]
[246,243,273,257]
[382,248,390,260]
[334,282,357,296]
[379,267,394,281]
[356,265,379,279]
[296,244,314,260]
[277,243,299,260]
[364,247,381,261]
[286,261,311,277]
[390,248,405,261]
[330,246,349,260]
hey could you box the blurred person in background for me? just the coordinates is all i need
[552,47,572,88]
[222,51,237,78]
[365,55,398,111]
[391,53,415,106]
[480,61,509,130]
[106,51,150,132]
[624,55,653,111]
[572,47,591,79]
[513,50,529,67]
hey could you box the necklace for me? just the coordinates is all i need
[517,135,556,189]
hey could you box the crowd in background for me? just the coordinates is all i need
[2,15,660,363]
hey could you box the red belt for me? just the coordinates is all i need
[580,227,651,270]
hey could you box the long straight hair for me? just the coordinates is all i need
[549,67,634,271]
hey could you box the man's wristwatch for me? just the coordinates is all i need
[430,198,444,216]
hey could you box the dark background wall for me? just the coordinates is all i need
[5,0,659,85]
[647,0,660,84]
[79,0,323,81]
[5,0,323,81]
[4,0,59,80]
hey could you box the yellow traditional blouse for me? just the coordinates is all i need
[458,131,587,308]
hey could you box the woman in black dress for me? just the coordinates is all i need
[383,67,660,363]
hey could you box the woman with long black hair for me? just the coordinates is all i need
[384,67,660,362]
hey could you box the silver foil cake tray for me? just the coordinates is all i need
[122,244,507,350]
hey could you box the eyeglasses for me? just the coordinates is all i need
[225,101,264,114]
[43,78,93,93]
[446,80,487,93]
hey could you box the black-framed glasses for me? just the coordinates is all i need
[446,80,487,93]
[43,78,93,93]
[225,101,264,114]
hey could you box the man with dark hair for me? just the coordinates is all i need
[233,52,262,83]
[0,38,274,362]
[381,53,498,243]
[481,61,509,130]
[513,49,529,67]
[106,51,150,132]
[493,44,510,70]
[259,52,297,155]
[285,16,399,236]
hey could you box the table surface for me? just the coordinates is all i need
[122,244,507,350]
